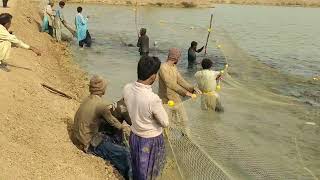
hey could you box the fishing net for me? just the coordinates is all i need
[160,27,320,180]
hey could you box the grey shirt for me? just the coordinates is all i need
[137,35,149,53]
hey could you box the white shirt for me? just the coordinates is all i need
[0,25,30,49]
[195,69,220,92]
[123,82,169,138]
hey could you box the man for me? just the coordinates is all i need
[0,13,41,69]
[136,28,149,56]
[42,1,55,36]
[53,1,65,42]
[3,0,8,8]
[75,6,91,48]
[188,41,204,68]
[73,75,132,180]
[123,56,169,180]
[159,48,199,104]
[195,58,224,112]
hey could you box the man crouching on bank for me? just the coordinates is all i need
[73,75,132,180]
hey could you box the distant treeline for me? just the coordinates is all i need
[66,0,320,7]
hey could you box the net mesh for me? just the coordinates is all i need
[160,28,320,180]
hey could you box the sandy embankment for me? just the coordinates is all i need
[0,0,122,179]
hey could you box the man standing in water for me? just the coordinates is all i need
[137,28,149,56]
[75,6,91,48]
[158,48,201,133]
[188,41,204,68]
[123,56,168,180]
[159,48,199,104]
[2,0,8,8]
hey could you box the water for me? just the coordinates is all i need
[62,4,320,179]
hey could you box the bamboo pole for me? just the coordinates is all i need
[204,14,214,56]
[134,0,139,38]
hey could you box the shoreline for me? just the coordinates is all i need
[64,0,320,8]
[0,0,122,179]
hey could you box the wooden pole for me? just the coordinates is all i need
[41,83,73,99]
[135,1,139,38]
[204,14,213,56]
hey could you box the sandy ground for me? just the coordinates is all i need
[0,0,122,179]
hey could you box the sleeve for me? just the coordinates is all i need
[196,46,204,53]
[0,30,30,49]
[46,6,55,16]
[159,65,188,96]
[98,102,123,130]
[177,70,194,92]
[151,95,169,127]
[137,37,141,47]
[113,98,132,126]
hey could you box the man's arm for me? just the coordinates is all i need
[159,65,189,97]
[137,37,141,47]
[196,46,204,53]
[99,103,123,130]
[177,70,194,93]
[0,30,41,56]
[151,96,169,128]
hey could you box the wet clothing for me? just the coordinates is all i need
[188,46,204,68]
[129,132,166,180]
[79,30,92,48]
[0,24,30,61]
[75,13,91,47]
[158,62,194,104]
[3,0,8,7]
[137,35,149,56]
[195,69,223,111]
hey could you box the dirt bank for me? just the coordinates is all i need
[0,0,122,179]
[66,0,320,7]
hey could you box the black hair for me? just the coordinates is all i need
[77,7,83,13]
[138,56,161,81]
[201,58,213,69]
[59,1,65,6]
[0,13,12,26]
[140,28,147,36]
[191,41,197,47]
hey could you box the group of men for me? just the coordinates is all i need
[41,1,91,47]
[73,44,224,179]
[1,1,224,179]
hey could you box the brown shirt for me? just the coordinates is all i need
[73,95,128,152]
[158,62,194,104]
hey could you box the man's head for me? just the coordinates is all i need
[137,56,161,85]
[191,41,198,49]
[49,1,55,7]
[77,7,83,13]
[59,1,65,8]
[0,13,12,30]
[140,28,147,36]
[167,48,181,64]
[201,58,213,70]
[89,75,107,97]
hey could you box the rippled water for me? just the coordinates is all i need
[62,4,320,179]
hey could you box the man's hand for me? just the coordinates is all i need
[194,87,202,94]
[186,91,193,97]
[30,46,41,56]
